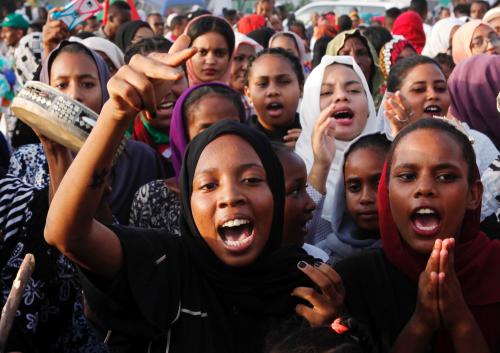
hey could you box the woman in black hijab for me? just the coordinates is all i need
[114,20,154,53]
[45,37,342,353]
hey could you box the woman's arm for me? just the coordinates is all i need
[44,36,196,277]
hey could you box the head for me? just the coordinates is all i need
[289,21,307,40]
[256,0,273,18]
[385,7,401,31]
[483,7,500,34]
[312,36,334,68]
[333,31,374,86]
[391,11,426,53]
[83,16,100,33]
[273,143,315,246]
[247,27,276,48]
[230,34,262,93]
[183,121,284,267]
[223,8,239,26]
[170,14,188,36]
[385,118,482,254]
[470,23,500,56]
[363,26,392,54]
[187,16,235,83]
[319,63,370,141]
[147,13,165,35]
[453,4,471,18]
[115,21,155,53]
[125,36,185,131]
[338,15,353,33]
[244,48,304,131]
[433,53,455,78]
[409,0,428,20]
[0,13,28,47]
[44,42,109,114]
[439,7,451,20]
[183,84,245,140]
[470,1,490,19]
[105,1,132,40]
[379,38,417,81]
[344,134,391,234]
[387,55,450,121]
[82,36,125,77]
[268,32,303,61]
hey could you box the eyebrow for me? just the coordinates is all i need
[194,163,265,176]
[393,162,461,170]
[52,74,99,80]
[410,79,446,85]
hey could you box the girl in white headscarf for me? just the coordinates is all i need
[295,55,379,236]
[421,17,464,58]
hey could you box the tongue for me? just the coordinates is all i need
[222,225,250,242]
[414,214,439,229]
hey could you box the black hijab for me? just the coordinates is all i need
[114,20,151,53]
[179,120,314,350]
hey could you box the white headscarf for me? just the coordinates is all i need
[483,7,500,25]
[295,55,379,222]
[81,37,125,72]
[268,31,307,64]
[234,31,263,54]
[421,17,464,58]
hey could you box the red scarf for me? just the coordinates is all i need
[378,162,500,351]
[392,11,425,54]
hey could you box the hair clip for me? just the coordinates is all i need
[433,116,475,144]
[331,318,349,335]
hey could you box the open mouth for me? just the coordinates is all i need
[217,218,255,252]
[423,105,442,115]
[157,101,175,111]
[330,108,354,125]
[266,102,284,117]
[410,207,441,236]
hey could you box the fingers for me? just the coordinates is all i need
[129,54,185,82]
[315,262,345,297]
[283,129,301,143]
[297,261,339,299]
[107,75,144,113]
[168,34,192,54]
[439,238,455,277]
[291,286,324,308]
[118,66,156,113]
[425,239,442,274]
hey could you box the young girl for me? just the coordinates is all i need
[7,41,165,224]
[244,47,304,146]
[325,29,384,107]
[44,36,341,350]
[318,133,391,265]
[185,15,235,86]
[334,118,500,353]
[381,55,499,224]
[452,20,499,64]
[379,36,416,94]
[130,82,245,231]
[295,55,379,230]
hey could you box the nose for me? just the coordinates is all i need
[333,87,349,103]
[205,51,217,64]
[305,192,316,213]
[65,82,85,104]
[359,186,375,205]
[265,81,280,97]
[414,174,437,198]
[217,180,246,208]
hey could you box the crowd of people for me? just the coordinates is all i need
[0,0,499,351]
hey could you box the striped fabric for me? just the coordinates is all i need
[0,175,37,242]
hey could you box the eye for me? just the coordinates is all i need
[242,176,264,186]
[320,90,333,97]
[348,89,361,94]
[437,173,458,182]
[397,172,416,182]
[214,49,228,58]
[54,82,68,89]
[81,81,96,89]
[200,182,217,191]
[347,182,361,193]
[198,48,208,56]
[411,87,426,93]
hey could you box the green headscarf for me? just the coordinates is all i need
[326,29,384,108]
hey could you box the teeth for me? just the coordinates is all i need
[221,219,250,228]
[223,234,253,248]
[415,224,438,231]
[416,208,435,215]
[425,106,440,112]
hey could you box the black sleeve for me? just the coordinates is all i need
[79,225,184,340]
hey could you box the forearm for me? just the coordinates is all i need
[391,316,434,353]
[45,102,131,273]
[43,144,73,203]
[308,161,330,195]
[450,314,490,353]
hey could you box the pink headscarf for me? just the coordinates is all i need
[452,20,495,64]
[392,11,425,53]
[184,15,234,86]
